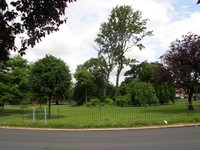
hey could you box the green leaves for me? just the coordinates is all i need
[130,82,159,106]
[0,56,31,106]
[1,0,76,61]
[30,55,71,101]
[95,5,152,98]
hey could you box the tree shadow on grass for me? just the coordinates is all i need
[0,107,65,121]
[23,108,66,120]
[0,108,22,117]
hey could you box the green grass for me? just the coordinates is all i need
[0,100,200,128]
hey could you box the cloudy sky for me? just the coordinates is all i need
[17,0,200,83]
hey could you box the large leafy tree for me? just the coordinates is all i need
[161,33,200,110]
[82,58,107,100]
[0,72,13,108]
[97,55,113,99]
[123,61,175,104]
[0,0,76,62]
[95,31,116,99]
[95,5,152,99]
[7,56,32,104]
[74,65,94,104]
[74,57,111,104]
[0,56,31,108]
[30,55,71,117]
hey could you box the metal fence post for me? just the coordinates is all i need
[44,108,47,126]
[22,108,25,122]
[33,108,36,122]
[57,107,60,123]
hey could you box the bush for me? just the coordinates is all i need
[130,82,159,106]
[103,97,114,105]
[115,95,131,107]
[86,98,102,107]
[155,83,175,104]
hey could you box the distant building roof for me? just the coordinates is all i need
[176,89,186,95]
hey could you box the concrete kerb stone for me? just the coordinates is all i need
[0,123,200,132]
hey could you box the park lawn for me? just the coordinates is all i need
[0,100,200,128]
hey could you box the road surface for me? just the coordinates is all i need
[0,126,200,150]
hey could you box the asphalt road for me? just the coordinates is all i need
[0,127,200,150]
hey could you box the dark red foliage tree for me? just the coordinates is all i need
[160,33,200,110]
[197,0,200,4]
[0,0,76,62]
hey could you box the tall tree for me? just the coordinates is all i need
[95,5,152,99]
[30,55,71,118]
[74,66,94,104]
[82,58,107,100]
[0,56,31,107]
[161,33,200,110]
[95,26,116,99]
[0,0,76,62]
[0,73,13,108]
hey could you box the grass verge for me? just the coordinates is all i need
[0,100,200,128]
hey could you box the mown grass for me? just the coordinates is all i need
[0,100,200,128]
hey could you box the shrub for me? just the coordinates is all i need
[86,98,102,107]
[130,82,159,106]
[103,97,114,105]
[155,83,175,104]
[115,95,131,107]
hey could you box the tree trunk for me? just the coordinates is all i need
[188,87,194,110]
[56,99,59,105]
[114,69,122,99]
[103,73,110,99]
[102,82,108,99]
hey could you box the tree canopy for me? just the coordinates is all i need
[30,55,71,117]
[0,0,76,62]
[74,65,94,104]
[0,56,31,108]
[95,5,152,99]
[161,33,200,109]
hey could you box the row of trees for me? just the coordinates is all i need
[0,55,72,118]
[1,45,199,109]
[67,32,200,110]
[0,55,174,108]
[1,4,200,112]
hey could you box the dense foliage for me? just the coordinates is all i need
[95,5,152,99]
[161,33,200,109]
[130,82,159,106]
[73,58,115,104]
[0,56,31,108]
[122,61,175,106]
[74,66,94,104]
[30,55,71,117]
[0,0,76,61]
[3,4,199,111]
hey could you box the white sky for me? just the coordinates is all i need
[13,0,200,84]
